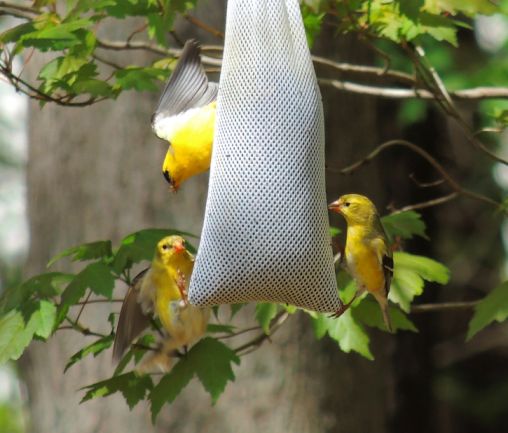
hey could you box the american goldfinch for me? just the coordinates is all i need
[328,194,394,332]
[151,40,217,191]
[113,235,210,372]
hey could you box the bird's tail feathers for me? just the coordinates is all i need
[373,292,393,333]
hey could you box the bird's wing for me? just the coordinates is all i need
[151,39,218,140]
[372,215,394,295]
[112,268,151,361]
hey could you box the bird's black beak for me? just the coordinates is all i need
[162,170,179,192]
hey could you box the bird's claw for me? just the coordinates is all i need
[176,270,188,305]
[329,300,353,319]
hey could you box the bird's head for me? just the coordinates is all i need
[156,235,187,263]
[162,150,180,192]
[328,194,379,226]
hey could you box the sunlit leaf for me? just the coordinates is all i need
[311,311,373,360]
[47,240,112,268]
[255,303,278,334]
[381,211,428,241]
[150,338,240,421]
[150,356,195,422]
[65,334,114,372]
[352,297,418,332]
[81,372,153,409]
[0,311,35,364]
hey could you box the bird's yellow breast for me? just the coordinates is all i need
[164,102,216,185]
[345,226,385,293]
[150,252,193,333]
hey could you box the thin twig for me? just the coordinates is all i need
[59,320,108,338]
[411,300,479,313]
[183,14,224,39]
[405,43,508,166]
[75,291,91,323]
[215,325,262,340]
[319,78,508,100]
[75,299,124,305]
[233,311,289,355]
[408,173,445,188]
[327,139,505,214]
[392,192,459,213]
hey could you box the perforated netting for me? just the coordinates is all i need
[188,0,341,312]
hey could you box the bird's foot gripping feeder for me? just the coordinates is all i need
[189,0,342,312]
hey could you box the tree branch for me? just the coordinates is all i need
[411,301,479,313]
[319,78,508,100]
[327,139,506,214]
[233,311,289,355]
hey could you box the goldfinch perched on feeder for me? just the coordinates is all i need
[151,39,217,192]
[328,194,394,332]
[113,235,210,372]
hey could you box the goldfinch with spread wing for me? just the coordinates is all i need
[151,39,217,191]
[328,194,394,332]
[113,235,210,372]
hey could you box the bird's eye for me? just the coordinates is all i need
[162,244,169,250]
[344,202,351,207]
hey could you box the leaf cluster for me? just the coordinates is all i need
[1,207,507,418]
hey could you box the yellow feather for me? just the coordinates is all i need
[328,194,393,332]
[163,101,216,189]
[114,235,210,372]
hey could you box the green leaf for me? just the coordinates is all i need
[20,19,93,51]
[57,262,115,326]
[390,268,424,312]
[114,67,169,92]
[65,334,114,372]
[381,211,428,241]
[229,303,246,319]
[329,226,342,237]
[81,372,153,410]
[72,79,116,98]
[390,252,450,312]
[150,337,240,420]
[395,252,449,284]
[112,228,196,274]
[206,324,236,334]
[336,270,357,304]
[467,281,508,340]
[0,22,36,44]
[192,338,240,403]
[48,240,113,267]
[255,303,278,334]
[0,311,36,364]
[397,99,428,126]
[0,272,72,313]
[352,297,418,332]
[150,357,195,422]
[62,262,115,305]
[29,300,57,339]
[312,311,373,360]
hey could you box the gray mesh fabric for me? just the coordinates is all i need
[188,0,341,312]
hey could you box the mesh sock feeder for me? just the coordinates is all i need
[189,0,341,312]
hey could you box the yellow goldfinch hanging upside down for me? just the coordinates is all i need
[328,194,394,332]
[151,40,217,191]
[113,235,210,373]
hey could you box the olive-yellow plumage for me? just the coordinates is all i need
[113,235,210,372]
[328,194,394,332]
